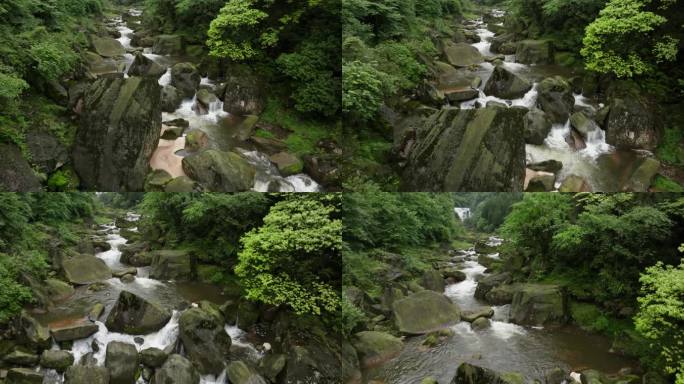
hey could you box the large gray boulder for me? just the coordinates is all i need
[510,284,567,326]
[570,112,600,139]
[623,157,660,192]
[450,363,516,384]
[106,341,139,384]
[182,150,256,192]
[161,85,183,113]
[392,290,461,334]
[170,62,200,98]
[41,350,75,372]
[152,35,183,55]
[483,65,532,99]
[524,108,553,145]
[352,331,403,368]
[444,42,484,67]
[516,40,554,64]
[605,97,660,151]
[0,142,41,191]
[72,76,161,191]
[61,255,112,284]
[105,291,172,334]
[222,66,264,116]
[179,307,232,375]
[149,250,194,280]
[64,365,110,384]
[50,319,99,342]
[401,106,527,191]
[154,354,200,384]
[537,76,574,124]
[226,361,268,384]
[128,52,166,78]
[19,311,51,350]
[474,273,511,301]
[91,36,125,57]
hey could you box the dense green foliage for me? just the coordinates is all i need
[236,194,342,316]
[0,193,96,323]
[501,193,684,304]
[0,0,103,155]
[635,253,684,384]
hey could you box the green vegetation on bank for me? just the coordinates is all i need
[0,193,96,322]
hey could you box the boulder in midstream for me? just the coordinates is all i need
[61,255,112,284]
[226,360,268,384]
[64,365,110,384]
[179,307,232,375]
[128,52,166,78]
[510,284,567,326]
[515,40,554,65]
[392,290,461,334]
[154,354,200,384]
[149,250,194,280]
[105,341,139,384]
[443,42,484,67]
[6,368,44,384]
[570,112,600,139]
[170,62,201,98]
[161,85,183,113]
[181,150,256,192]
[105,290,172,334]
[49,319,99,342]
[352,331,403,368]
[401,106,527,191]
[90,36,125,57]
[222,64,264,116]
[72,76,161,191]
[269,152,304,177]
[483,65,532,99]
[537,76,575,124]
[140,347,167,368]
[450,363,521,384]
[524,108,552,145]
[474,272,511,301]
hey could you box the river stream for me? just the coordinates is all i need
[366,235,637,384]
[458,11,654,191]
[34,213,263,384]
[109,8,321,192]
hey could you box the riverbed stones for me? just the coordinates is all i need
[179,307,232,375]
[64,365,110,384]
[510,284,567,326]
[537,76,575,124]
[19,311,51,350]
[0,143,42,191]
[570,112,600,139]
[484,65,532,99]
[154,354,199,384]
[170,63,201,98]
[226,361,268,384]
[105,341,139,384]
[445,88,479,102]
[623,157,660,192]
[270,152,303,176]
[392,290,461,334]
[152,35,183,55]
[105,291,172,334]
[605,97,660,151]
[443,42,484,67]
[402,106,526,191]
[128,52,166,78]
[474,273,511,301]
[182,150,256,191]
[516,40,554,64]
[40,350,74,372]
[524,108,553,145]
[6,368,44,384]
[140,347,167,368]
[149,250,194,280]
[72,76,161,191]
[471,317,491,330]
[91,36,125,57]
[50,319,99,342]
[461,307,495,323]
[222,66,264,116]
[61,255,112,284]
[452,363,513,384]
[3,350,39,366]
[352,331,403,368]
[161,85,183,112]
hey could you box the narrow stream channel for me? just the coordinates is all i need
[35,212,263,384]
[109,8,321,192]
[366,235,637,384]
[459,11,654,191]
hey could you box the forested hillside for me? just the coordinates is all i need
[342,0,684,192]
[342,193,684,384]
[0,0,342,192]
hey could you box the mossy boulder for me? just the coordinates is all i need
[510,284,567,326]
[128,52,166,78]
[0,143,42,192]
[421,269,445,292]
[182,150,256,192]
[161,85,183,113]
[6,368,44,384]
[559,175,592,192]
[226,361,268,384]
[165,176,199,192]
[524,108,553,145]
[154,354,199,384]
[61,255,112,284]
[392,290,461,334]
[570,112,600,139]
[461,307,495,322]
[352,331,403,368]
[50,319,99,342]
[451,363,515,384]
[105,290,172,334]
[184,130,209,152]
[19,311,51,350]
[3,350,39,366]
[140,347,167,368]
[64,365,110,384]
[105,341,139,384]
[170,62,201,98]
[152,35,183,55]
[402,107,527,191]
[606,97,661,151]
[623,157,660,192]
[145,169,173,191]
[91,36,125,57]
[179,307,232,375]
[483,65,532,99]
[270,152,304,176]
[40,350,74,372]
[474,273,511,301]
[443,42,484,67]
[222,65,264,116]
[257,354,287,382]
[537,76,574,124]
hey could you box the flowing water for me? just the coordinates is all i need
[365,236,638,384]
[108,8,320,192]
[459,12,653,191]
[34,213,263,384]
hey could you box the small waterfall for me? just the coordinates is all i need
[454,207,471,221]
[158,69,172,86]
[240,150,321,192]
[473,27,495,56]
